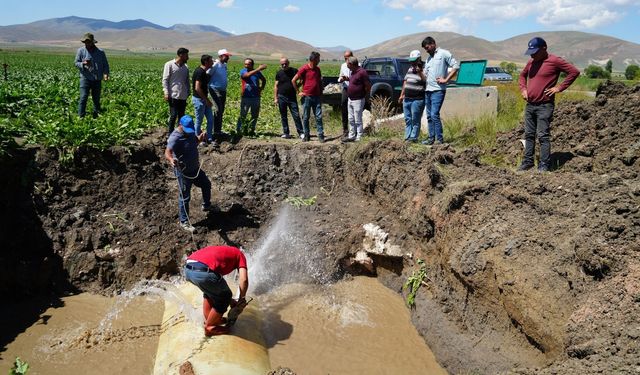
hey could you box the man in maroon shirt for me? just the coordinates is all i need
[184,246,249,336]
[292,51,325,142]
[518,37,580,172]
[344,56,371,142]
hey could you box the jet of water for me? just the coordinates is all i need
[247,204,334,295]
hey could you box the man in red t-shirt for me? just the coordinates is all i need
[184,245,249,336]
[518,37,579,172]
[292,51,325,142]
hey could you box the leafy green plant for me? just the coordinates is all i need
[284,195,317,208]
[403,259,427,308]
[10,357,29,375]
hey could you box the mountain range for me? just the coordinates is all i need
[1,16,639,68]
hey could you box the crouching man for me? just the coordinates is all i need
[184,245,249,336]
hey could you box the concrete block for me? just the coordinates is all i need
[422,86,498,131]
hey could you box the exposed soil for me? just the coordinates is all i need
[1,81,638,374]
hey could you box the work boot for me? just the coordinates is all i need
[517,163,534,171]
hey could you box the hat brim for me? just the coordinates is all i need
[524,47,539,56]
[81,39,97,43]
[408,57,419,62]
[182,127,195,134]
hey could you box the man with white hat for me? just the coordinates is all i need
[74,32,110,118]
[518,37,579,172]
[207,48,232,146]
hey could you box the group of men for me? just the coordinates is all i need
[162,48,232,147]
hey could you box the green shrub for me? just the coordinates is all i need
[625,64,640,80]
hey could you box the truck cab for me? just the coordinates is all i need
[322,57,411,110]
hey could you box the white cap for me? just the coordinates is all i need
[408,50,421,61]
[218,48,232,56]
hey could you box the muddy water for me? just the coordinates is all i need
[0,294,164,375]
[0,277,445,375]
[262,276,447,375]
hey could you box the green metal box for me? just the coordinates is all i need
[452,59,487,86]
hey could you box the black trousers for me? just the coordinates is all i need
[168,98,187,132]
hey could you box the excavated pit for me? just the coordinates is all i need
[1,81,639,374]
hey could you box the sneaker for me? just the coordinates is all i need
[422,139,435,145]
[341,137,355,143]
[355,136,361,142]
[517,163,534,171]
[537,166,550,173]
[303,135,310,142]
[318,134,326,143]
[281,134,292,139]
[202,204,214,212]
[179,222,195,232]
[299,134,305,140]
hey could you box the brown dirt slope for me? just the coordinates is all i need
[1,82,638,374]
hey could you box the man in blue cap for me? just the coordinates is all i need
[165,115,213,232]
[518,37,580,172]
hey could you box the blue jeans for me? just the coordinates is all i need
[78,78,102,117]
[192,97,214,140]
[236,96,260,135]
[209,88,227,137]
[175,167,211,224]
[278,95,303,136]
[184,263,232,313]
[403,98,425,140]
[301,95,324,136]
[425,90,446,142]
[523,102,554,169]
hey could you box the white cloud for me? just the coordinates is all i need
[383,0,409,9]
[283,4,301,12]
[384,0,635,30]
[217,0,235,8]
[418,16,461,32]
[403,16,413,21]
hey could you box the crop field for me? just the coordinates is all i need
[0,50,340,159]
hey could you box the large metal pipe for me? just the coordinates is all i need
[153,282,270,375]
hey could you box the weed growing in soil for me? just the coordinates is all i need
[284,195,317,208]
[403,259,427,308]
[10,357,29,375]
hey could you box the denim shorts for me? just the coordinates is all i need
[184,262,232,313]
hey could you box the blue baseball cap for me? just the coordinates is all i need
[179,115,195,133]
[524,37,547,56]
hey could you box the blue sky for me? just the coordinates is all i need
[2,0,639,49]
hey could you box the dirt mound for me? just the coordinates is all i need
[2,82,640,375]
[494,81,640,176]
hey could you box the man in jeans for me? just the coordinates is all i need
[292,51,324,143]
[519,37,579,172]
[207,49,232,146]
[421,36,459,145]
[74,33,110,118]
[162,47,190,133]
[344,56,371,142]
[274,57,303,139]
[165,115,213,232]
[184,245,249,336]
[192,55,214,143]
[236,58,267,136]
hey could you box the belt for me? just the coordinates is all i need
[185,264,213,272]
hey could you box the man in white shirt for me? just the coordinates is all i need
[162,48,190,132]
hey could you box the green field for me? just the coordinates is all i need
[0,50,341,160]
